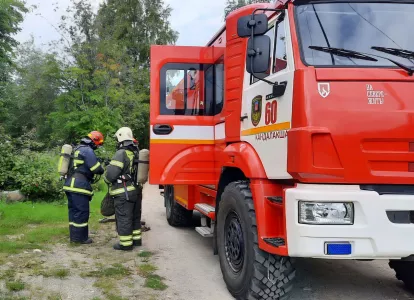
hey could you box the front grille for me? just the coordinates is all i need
[361,185,414,195]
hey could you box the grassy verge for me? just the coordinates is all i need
[0,185,106,254]
[137,252,168,291]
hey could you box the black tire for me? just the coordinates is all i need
[164,185,193,227]
[389,260,414,292]
[217,181,296,300]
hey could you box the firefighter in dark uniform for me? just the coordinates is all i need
[104,127,142,251]
[63,131,105,244]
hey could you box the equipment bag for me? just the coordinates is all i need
[100,192,115,217]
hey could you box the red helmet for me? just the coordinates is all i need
[88,131,104,146]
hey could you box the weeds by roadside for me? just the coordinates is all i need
[137,261,167,291]
[145,274,167,291]
[6,280,25,291]
[81,263,130,279]
[39,267,70,279]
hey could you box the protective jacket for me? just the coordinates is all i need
[63,139,104,243]
[63,142,104,196]
[104,145,138,196]
[104,143,142,249]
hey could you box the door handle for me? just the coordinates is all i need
[153,124,173,135]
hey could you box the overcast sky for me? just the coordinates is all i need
[15,0,226,49]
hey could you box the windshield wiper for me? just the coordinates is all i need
[310,46,414,76]
[309,46,378,62]
[371,46,414,60]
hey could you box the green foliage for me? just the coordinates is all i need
[0,126,63,200]
[12,150,63,200]
[224,0,271,18]
[0,0,178,201]
[0,0,28,65]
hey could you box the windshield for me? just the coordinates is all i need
[294,2,414,67]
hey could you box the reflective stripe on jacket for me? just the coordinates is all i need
[63,143,104,195]
[104,148,137,196]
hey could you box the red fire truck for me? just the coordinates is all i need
[149,0,414,299]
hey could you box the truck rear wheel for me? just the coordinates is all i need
[217,181,295,300]
[164,185,193,227]
[389,260,414,291]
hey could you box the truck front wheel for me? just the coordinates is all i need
[217,181,295,300]
[164,185,193,227]
[389,260,414,291]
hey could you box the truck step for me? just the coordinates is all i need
[195,226,214,238]
[195,203,215,219]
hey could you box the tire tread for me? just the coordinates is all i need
[165,186,193,227]
[223,180,296,300]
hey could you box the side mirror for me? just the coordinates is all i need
[246,35,271,74]
[237,13,268,37]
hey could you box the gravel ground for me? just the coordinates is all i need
[1,184,414,300]
[142,184,414,300]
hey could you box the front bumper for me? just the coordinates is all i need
[285,184,414,259]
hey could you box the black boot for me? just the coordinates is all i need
[133,239,142,247]
[71,238,93,244]
[113,243,133,251]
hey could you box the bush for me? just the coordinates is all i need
[12,150,64,201]
[0,126,64,201]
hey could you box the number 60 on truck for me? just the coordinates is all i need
[149,0,414,299]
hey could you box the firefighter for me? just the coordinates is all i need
[104,127,142,251]
[63,131,105,244]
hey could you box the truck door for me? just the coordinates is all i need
[241,11,294,179]
[149,45,219,185]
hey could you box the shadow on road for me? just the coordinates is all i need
[187,212,414,300]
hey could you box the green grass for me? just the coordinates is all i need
[6,280,25,291]
[82,263,130,279]
[40,267,70,279]
[137,251,153,258]
[0,188,106,254]
[138,263,157,277]
[93,278,128,300]
[0,269,16,280]
[144,275,168,291]
[137,262,168,291]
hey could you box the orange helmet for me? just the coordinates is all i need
[87,131,104,146]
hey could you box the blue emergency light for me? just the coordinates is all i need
[325,242,352,255]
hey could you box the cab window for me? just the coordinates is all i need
[161,62,224,116]
[273,18,287,73]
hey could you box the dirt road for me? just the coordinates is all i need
[143,184,414,300]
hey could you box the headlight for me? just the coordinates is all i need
[299,202,354,225]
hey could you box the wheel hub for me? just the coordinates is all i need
[224,211,244,273]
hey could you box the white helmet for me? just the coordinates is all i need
[114,127,134,143]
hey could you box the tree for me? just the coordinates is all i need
[224,0,271,19]
[0,0,28,65]
[46,0,178,149]
[6,39,62,141]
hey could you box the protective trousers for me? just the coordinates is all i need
[114,187,142,247]
[66,192,91,242]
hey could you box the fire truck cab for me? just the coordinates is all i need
[149,0,414,299]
